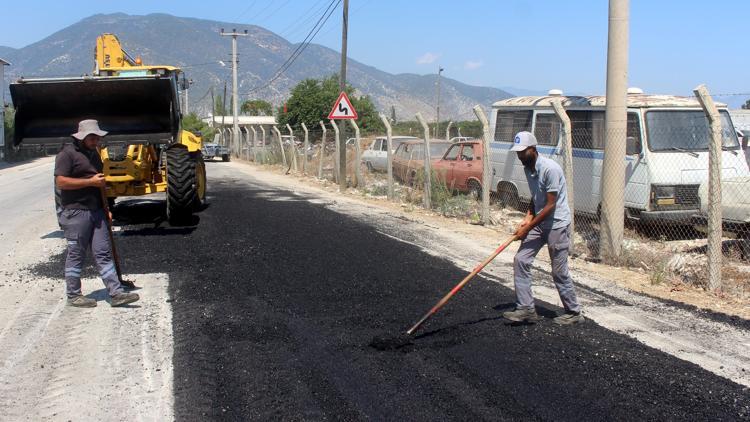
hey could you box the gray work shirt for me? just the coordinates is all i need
[524,155,571,230]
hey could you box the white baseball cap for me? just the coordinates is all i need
[510,131,538,152]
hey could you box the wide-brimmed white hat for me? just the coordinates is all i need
[72,119,108,140]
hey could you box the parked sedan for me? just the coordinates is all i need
[361,136,418,172]
[432,140,485,198]
[392,140,452,185]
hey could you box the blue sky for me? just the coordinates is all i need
[1,0,748,105]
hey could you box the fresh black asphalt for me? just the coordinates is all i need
[33,169,750,421]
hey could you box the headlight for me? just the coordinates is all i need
[652,185,676,206]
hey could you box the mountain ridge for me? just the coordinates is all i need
[1,13,513,120]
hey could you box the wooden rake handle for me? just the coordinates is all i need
[406,235,518,335]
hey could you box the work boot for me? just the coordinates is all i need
[110,292,140,307]
[67,295,97,308]
[502,307,541,323]
[553,311,584,326]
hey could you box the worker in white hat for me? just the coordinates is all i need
[503,131,582,325]
[54,119,139,308]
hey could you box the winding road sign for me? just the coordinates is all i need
[328,91,358,120]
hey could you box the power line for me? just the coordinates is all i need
[243,0,341,96]
[279,0,331,40]
[254,0,293,24]
[236,0,259,21]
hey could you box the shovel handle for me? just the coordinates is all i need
[100,186,123,282]
[406,235,518,335]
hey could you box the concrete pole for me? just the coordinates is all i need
[415,112,432,209]
[273,125,287,168]
[250,126,258,162]
[318,121,327,179]
[348,119,362,188]
[286,124,298,172]
[435,66,443,139]
[694,85,723,291]
[600,0,629,262]
[302,122,309,175]
[338,0,349,191]
[552,99,575,249]
[379,114,395,200]
[445,121,453,141]
[260,125,267,163]
[330,120,341,186]
[220,29,248,158]
[473,106,492,225]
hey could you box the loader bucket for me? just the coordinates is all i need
[10,76,180,147]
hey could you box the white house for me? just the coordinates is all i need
[1,58,10,159]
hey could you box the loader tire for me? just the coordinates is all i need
[222,154,230,162]
[192,153,207,209]
[166,146,197,223]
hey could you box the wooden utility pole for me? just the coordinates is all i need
[220,28,249,157]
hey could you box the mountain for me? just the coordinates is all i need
[1,13,513,120]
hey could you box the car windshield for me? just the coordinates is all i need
[645,110,739,152]
[430,143,450,158]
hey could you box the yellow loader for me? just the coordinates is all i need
[10,33,206,223]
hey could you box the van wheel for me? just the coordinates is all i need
[497,183,520,210]
[468,180,482,201]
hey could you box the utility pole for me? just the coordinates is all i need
[436,66,443,138]
[338,0,349,190]
[221,28,249,156]
[600,0,629,261]
[222,82,227,146]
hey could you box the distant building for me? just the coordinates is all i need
[1,58,10,160]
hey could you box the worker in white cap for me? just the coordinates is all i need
[502,131,583,325]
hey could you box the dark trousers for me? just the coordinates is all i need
[58,208,123,298]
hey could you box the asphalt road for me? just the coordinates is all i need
[33,160,750,421]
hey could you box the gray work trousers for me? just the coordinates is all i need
[513,224,581,313]
[58,208,123,298]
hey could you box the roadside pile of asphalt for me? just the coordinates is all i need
[31,176,750,420]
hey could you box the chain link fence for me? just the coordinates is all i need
[233,95,750,297]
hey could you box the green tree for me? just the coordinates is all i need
[181,112,215,140]
[241,99,273,116]
[390,105,397,123]
[277,74,384,135]
[214,94,227,116]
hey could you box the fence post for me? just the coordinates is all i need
[250,125,258,162]
[348,119,362,188]
[260,126,267,164]
[273,125,287,168]
[415,112,432,210]
[446,121,453,141]
[379,113,394,200]
[318,121,327,179]
[302,122,309,175]
[286,123,298,172]
[551,99,575,249]
[330,120,341,186]
[694,84,723,291]
[472,106,491,225]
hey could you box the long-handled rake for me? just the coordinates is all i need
[370,235,517,350]
[100,187,136,289]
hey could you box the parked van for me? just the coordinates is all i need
[489,90,749,225]
[361,136,418,171]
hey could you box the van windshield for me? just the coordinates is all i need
[645,110,739,152]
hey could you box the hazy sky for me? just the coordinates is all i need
[1,0,747,104]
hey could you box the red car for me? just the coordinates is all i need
[432,140,484,197]
[392,140,452,186]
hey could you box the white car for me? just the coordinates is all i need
[361,136,418,172]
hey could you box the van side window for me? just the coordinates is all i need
[534,114,561,146]
[627,113,642,154]
[494,111,532,143]
[569,111,605,150]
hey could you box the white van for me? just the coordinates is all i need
[489,90,749,225]
[361,136,418,172]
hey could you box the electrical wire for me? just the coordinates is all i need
[243,0,341,95]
